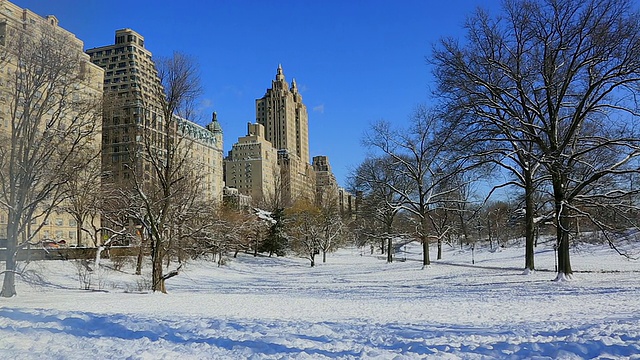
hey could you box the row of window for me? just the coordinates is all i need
[0,216,78,226]
[90,44,139,58]
[105,75,139,84]
[41,230,77,240]
[115,34,144,47]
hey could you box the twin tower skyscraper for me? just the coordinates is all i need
[225,64,335,208]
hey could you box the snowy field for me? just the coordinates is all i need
[1,240,639,359]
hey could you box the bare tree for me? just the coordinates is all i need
[351,155,407,262]
[316,191,345,263]
[448,174,475,250]
[126,52,204,293]
[363,106,467,267]
[432,0,640,279]
[0,20,102,297]
[58,149,102,247]
[287,200,322,267]
[90,188,134,267]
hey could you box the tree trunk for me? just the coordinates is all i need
[487,217,492,249]
[422,236,430,266]
[135,232,145,276]
[1,222,19,297]
[422,217,431,266]
[556,210,573,279]
[76,222,83,247]
[553,175,573,279]
[253,238,258,257]
[458,210,469,250]
[381,238,385,254]
[95,245,105,267]
[437,238,442,260]
[524,175,535,272]
[1,244,17,298]
[386,237,393,263]
[151,237,166,293]
[310,253,315,267]
[323,250,327,263]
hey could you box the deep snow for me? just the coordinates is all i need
[0,241,639,359]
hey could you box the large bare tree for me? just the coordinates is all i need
[363,106,467,267]
[128,52,204,293]
[0,21,102,297]
[432,0,640,279]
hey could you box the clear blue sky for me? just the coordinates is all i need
[14,0,500,187]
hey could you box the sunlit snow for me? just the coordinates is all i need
[1,241,639,359]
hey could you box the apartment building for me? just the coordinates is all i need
[313,155,339,205]
[0,0,104,246]
[226,66,350,208]
[86,29,224,203]
[225,122,279,204]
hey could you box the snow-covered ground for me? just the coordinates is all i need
[1,241,639,359]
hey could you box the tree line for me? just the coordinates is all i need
[3,0,640,297]
[352,0,640,280]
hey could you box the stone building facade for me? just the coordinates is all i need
[86,29,224,204]
[224,122,279,204]
[255,65,310,163]
[255,65,315,205]
[226,66,317,207]
[0,0,104,245]
[312,155,339,205]
[226,66,348,209]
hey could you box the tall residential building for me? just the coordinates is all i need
[86,29,224,203]
[258,65,315,205]
[256,64,309,163]
[86,29,161,188]
[227,66,317,207]
[0,0,104,245]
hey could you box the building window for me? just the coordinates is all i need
[55,218,63,226]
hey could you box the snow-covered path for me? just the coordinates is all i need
[1,243,639,359]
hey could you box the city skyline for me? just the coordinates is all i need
[12,0,503,187]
